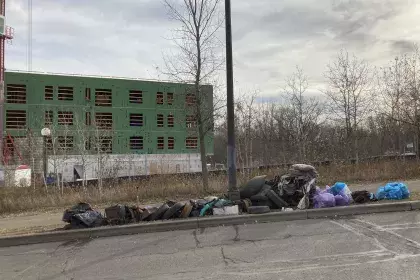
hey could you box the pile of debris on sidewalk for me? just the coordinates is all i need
[62,164,410,230]
[62,198,239,230]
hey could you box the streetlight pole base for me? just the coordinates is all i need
[228,190,241,202]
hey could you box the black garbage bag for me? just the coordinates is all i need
[239,175,267,199]
[70,210,104,229]
[352,190,372,204]
[250,184,272,201]
[63,202,104,229]
[62,202,93,223]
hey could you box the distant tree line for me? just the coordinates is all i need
[213,46,420,167]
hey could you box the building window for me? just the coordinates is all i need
[157,137,164,150]
[168,137,175,150]
[45,111,53,126]
[58,86,74,101]
[85,111,91,126]
[130,136,144,150]
[167,114,174,127]
[45,86,53,100]
[97,137,113,153]
[130,113,144,127]
[95,112,113,129]
[129,90,143,104]
[57,136,74,151]
[6,84,26,104]
[186,115,197,128]
[167,92,174,105]
[6,110,26,129]
[186,137,198,149]
[157,114,164,127]
[95,89,112,106]
[58,111,74,125]
[186,94,196,106]
[156,92,164,105]
[85,88,91,101]
[45,136,53,151]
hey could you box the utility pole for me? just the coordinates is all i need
[225,0,239,201]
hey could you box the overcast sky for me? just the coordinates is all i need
[5,0,420,98]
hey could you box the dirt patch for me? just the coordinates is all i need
[0,224,63,237]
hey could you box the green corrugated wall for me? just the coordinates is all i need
[3,71,214,155]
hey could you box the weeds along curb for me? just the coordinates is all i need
[0,201,419,248]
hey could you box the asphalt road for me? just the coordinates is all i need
[2,211,420,280]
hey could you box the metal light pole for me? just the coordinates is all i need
[225,0,240,201]
[41,128,51,183]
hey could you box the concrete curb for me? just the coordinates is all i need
[0,201,419,248]
[307,201,413,219]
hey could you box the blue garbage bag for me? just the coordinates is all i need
[327,183,352,206]
[329,182,347,195]
[376,182,410,200]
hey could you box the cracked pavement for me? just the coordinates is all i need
[2,211,420,279]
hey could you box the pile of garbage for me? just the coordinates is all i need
[238,164,410,210]
[62,197,239,230]
[62,164,411,230]
[240,164,318,210]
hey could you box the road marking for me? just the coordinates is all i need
[330,220,390,252]
[354,218,420,248]
[382,222,420,228]
[222,253,420,276]
[385,226,420,230]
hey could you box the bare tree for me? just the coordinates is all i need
[235,92,257,170]
[73,112,92,191]
[39,106,75,194]
[91,109,113,195]
[163,0,224,192]
[283,66,323,161]
[379,55,409,154]
[397,46,420,156]
[324,49,373,162]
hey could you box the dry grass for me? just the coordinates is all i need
[1,160,420,215]
[316,160,420,185]
[0,173,250,215]
[259,160,420,186]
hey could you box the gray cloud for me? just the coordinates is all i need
[391,40,416,53]
[5,0,420,98]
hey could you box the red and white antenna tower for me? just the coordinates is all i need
[0,0,14,169]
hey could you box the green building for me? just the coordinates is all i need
[3,71,214,182]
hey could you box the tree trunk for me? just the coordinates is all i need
[354,134,359,164]
[198,120,209,193]
[416,125,420,162]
